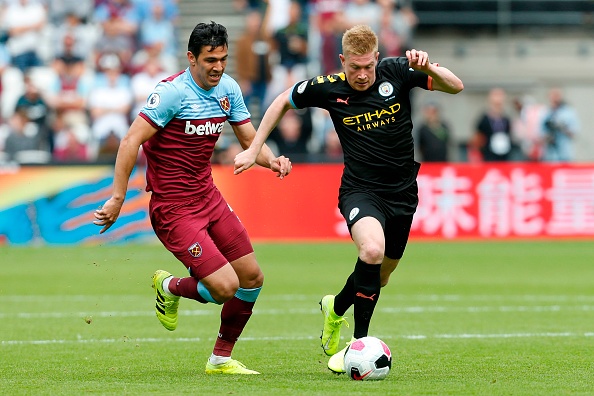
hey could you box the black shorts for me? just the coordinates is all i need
[338,182,418,260]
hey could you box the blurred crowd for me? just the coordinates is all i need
[417,86,580,164]
[0,0,581,166]
[218,0,418,164]
[223,0,580,165]
[0,0,179,165]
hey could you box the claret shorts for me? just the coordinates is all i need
[149,188,254,279]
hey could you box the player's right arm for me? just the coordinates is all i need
[233,87,294,175]
[93,116,158,234]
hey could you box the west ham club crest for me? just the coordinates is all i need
[219,96,230,113]
[188,242,203,258]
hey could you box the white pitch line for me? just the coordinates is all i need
[4,294,594,303]
[1,305,594,319]
[2,332,594,346]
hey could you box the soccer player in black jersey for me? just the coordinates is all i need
[234,24,463,373]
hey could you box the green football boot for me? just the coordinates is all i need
[205,359,261,374]
[152,270,180,331]
[319,295,349,356]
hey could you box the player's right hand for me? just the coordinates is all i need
[234,147,258,175]
[93,197,123,234]
[271,155,292,179]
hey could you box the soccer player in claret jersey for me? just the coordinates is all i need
[235,24,463,373]
[93,21,292,375]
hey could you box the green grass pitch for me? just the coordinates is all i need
[1,240,593,395]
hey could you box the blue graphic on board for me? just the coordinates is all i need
[0,171,153,245]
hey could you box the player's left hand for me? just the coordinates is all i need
[271,155,292,179]
[406,49,430,71]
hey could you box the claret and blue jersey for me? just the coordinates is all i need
[139,68,251,198]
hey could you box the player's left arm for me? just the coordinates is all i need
[231,122,292,179]
[406,49,464,94]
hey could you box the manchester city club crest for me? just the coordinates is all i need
[188,242,202,258]
[219,96,230,113]
[378,82,394,97]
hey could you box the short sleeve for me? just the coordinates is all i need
[290,76,333,110]
[140,82,182,128]
[228,79,251,124]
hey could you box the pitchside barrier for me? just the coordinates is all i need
[1,163,593,245]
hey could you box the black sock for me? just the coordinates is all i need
[333,272,354,317]
[353,259,381,339]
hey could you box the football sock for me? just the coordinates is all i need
[208,354,231,365]
[167,277,208,304]
[353,259,381,339]
[333,272,355,317]
[161,276,175,297]
[213,287,261,357]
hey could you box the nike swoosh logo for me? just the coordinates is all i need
[352,370,372,380]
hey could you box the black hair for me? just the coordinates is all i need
[188,21,228,56]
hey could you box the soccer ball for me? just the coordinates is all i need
[344,336,392,381]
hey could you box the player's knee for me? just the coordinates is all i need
[211,281,240,303]
[243,269,264,289]
[239,265,264,289]
[359,243,384,264]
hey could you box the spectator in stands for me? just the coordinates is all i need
[51,33,86,78]
[135,0,179,22]
[232,0,263,13]
[132,0,178,74]
[47,35,93,155]
[415,102,451,162]
[265,0,292,35]
[235,9,272,119]
[2,0,48,72]
[379,0,417,50]
[272,0,309,84]
[3,107,51,163]
[93,0,141,73]
[310,0,345,75]
[14,72,52,151]
[540,87,580,162]
[52,111,91,162]
[262,1,310,110]
[269,108,311,156]
[323,126,342,161]
[52,12,98,62]
[511,95,546,161]
[469,88,513,162]
[47,0,94,25]
[377,5,404,58]
[376,0,417,57]
[343,0,381,33]
[87,53,133,158]
[0,42,10,122]
[130,55,169,119]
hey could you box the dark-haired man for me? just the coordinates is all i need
[94,21,291,375]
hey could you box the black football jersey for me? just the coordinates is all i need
[290,57,430,194]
